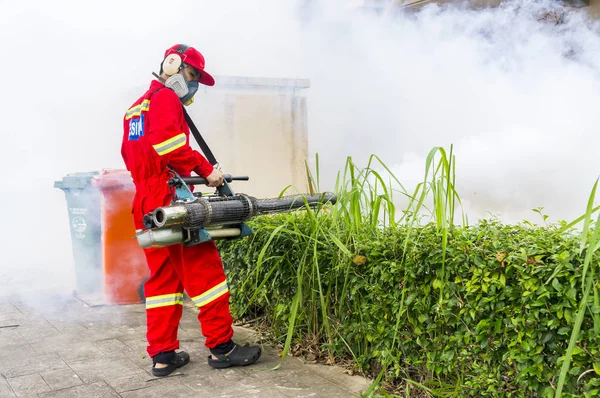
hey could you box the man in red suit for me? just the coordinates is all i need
[121,43,261,377]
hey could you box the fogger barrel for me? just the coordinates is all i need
[151,192,337,229]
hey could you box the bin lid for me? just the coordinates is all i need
[91,169,134,188]
[54,171,101,190]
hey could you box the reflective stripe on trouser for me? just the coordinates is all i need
[146,293,184,309]
[142,241,234,358]
[192,280,229,308]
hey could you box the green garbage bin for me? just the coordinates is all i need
[54,171,103,294]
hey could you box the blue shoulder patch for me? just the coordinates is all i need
[128,113,145,141]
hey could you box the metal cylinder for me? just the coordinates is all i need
[206,227,242,239]
[153,205,188,228]
[136,227,184,248]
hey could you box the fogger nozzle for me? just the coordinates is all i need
[153,205,188,228]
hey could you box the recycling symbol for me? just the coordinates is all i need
[72,217,87,233]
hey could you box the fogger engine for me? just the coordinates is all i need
[135,173,336,249]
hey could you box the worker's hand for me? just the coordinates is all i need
[205,169,224,187]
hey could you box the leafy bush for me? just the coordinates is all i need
[218,148,600,397]
[220,216,600,397]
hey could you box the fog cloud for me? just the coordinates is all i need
[1,0,599,303]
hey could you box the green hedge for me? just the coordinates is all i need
[219,214,600,397]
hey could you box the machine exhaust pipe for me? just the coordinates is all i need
[136,227,184,248]
[136,226,242,248]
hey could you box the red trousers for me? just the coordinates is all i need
[142,240,234,358]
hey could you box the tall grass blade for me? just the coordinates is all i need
[361,365,388,398]
[579,178,598,256]
[274,284,302,370]
[554,270,595,397]
[555,182,600,396]
[313,242,333,359]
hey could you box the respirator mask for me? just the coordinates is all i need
[178,74,198,106]
[150,69,197,106]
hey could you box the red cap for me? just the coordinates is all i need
[164,44,215,86]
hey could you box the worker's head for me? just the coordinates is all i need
[158,44,215,106]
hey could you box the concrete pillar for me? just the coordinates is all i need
[185,76,311,199]
[587,0,600,18]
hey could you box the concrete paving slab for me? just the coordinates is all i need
[0,295,371,398]
[303,362,370,394]
[241,351,308,381]
[66,357,146,385]
[217,386,289,398]
[0,308,24,319]
[0,345,38,363]
[28,333,89,356]
[16,323,63,342]
[0,377,15,398]
[0,354,69,379]
[0,327,23,343]
[39,368,84,391]
[120,347,152,370]
[37,381,120,398]
[262,371,354,398]
[0,311,26,324]
[180,370,267,396]
[93,338,136,357]
[55,342,106,363]
[43,319,88,335]
[119,383,195,398]
[5,373,51,397]
[104,372,183,394]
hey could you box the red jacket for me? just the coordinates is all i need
[121,79,214,229]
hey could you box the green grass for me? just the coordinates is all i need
[219,145,600,397]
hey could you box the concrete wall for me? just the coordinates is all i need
[588,0,600,18]
[184,76,311,199]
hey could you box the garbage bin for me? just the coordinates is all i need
[92,169,149,305]
[54,171,103,295]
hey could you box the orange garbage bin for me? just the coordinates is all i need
[92,169,149,305]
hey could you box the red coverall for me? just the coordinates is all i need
[121,79,234,358]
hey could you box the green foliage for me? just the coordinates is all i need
[217,148,600,397]
[220,218,600,396]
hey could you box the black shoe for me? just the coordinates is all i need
[152,351,190,377]
[208,343,261,369]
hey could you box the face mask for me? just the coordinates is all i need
[180,80,199,106]
[156,70,199,106]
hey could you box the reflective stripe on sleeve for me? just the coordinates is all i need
[146,293,184,309]
[191,280,229,308]
[125,100,150,120]
[152,133,187,156]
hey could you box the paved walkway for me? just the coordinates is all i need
[0,294,371,397]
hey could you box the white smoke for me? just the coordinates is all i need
[1,0,599,305]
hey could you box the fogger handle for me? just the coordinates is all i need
[170,174,250,186]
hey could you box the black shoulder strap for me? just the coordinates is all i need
[181,106,218,166]
[150,84,219,167]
